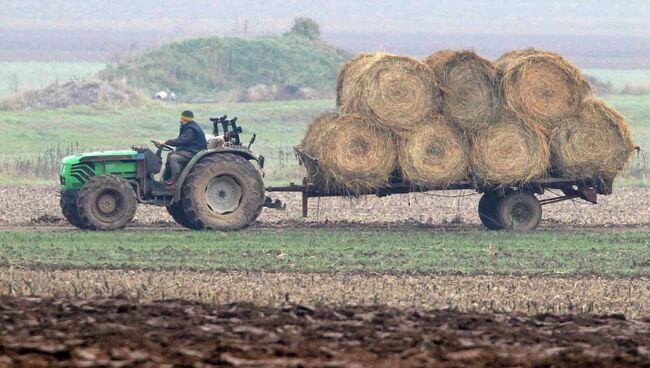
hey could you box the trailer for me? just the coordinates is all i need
[265,147,611,232]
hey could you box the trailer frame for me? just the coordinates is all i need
[264,147,608,230]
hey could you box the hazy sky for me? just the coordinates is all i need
[4,0,650,37]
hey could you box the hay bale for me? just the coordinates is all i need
[496,48,591,130]
[304,113,397,190]
[550,98,635,180]
[398,116,470,187]
[299,112,340,186]
[471,112,550,185]
[337,53,441,133]
[336,53,375,108]
[423,50,499,132]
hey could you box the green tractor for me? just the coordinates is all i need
[59,116,278,231]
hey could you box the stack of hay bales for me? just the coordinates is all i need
[496,49,635,183]
[303,52,469,191]
[300,48,635,191]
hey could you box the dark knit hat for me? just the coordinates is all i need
[180,110,194,121]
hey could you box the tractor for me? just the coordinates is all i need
[59,116,281,231]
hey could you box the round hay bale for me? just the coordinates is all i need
[337,53,441,133]
[301,112,339,153]
[471,112,550,185]
[496,48,591,130]
[336,53,375,108]
[423,50,499,132]
[299,112,339,185]
[550,98,635,180]
[399,116,470,187]
[318,114,397,190]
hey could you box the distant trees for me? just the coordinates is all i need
[287,17,320,41]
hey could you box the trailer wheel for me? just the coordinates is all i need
[77,175,137,230]
[478,192,503,230]
[495,191,542,231]
[166,201,199,230]
[182,153,264,231]
[60,190,89,229]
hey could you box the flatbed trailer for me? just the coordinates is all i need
[265,148,611,231]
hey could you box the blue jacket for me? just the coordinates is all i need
[166,121,207,153]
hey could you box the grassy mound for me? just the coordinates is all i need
[100,35,351,101]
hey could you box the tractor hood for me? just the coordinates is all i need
[61,150,140,165]
[60,150,141,190]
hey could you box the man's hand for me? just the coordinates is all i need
[156,140,167,146]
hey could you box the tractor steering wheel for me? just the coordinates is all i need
[151,140,174,152]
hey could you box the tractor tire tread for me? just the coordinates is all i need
[77,175,137,231]
[60,190,88,229]
[182,153,264,231]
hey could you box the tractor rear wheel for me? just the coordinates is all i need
[478,192,503,230]
[60,190,88,229]
[166,201,199,229]
[495,191,542,231]
[77,175,137,230]
[182,153,264,231]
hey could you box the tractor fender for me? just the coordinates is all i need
[173,148,261,202]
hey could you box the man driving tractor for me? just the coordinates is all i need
[157,110,207,186]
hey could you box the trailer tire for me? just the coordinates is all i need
[77,175,137,230]
[496,191,542,231]
[182,153,264,231]
[166,201,199,230]
[60,190,89,229]
[478,192,503,230]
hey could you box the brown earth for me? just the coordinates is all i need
[2,296,650,368]
[0,185,649,229]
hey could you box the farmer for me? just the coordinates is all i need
[157,110,207,186]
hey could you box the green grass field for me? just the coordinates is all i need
[0,62,105,98]
[1,229,649,276]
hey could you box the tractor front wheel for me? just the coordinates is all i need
[60,190,88,229]
[182,153,264,231]
[77,175,137,230]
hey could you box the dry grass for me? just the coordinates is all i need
[337,53,441,134]
[0,78,149,110]
[398,116,470,187]
[471,112,550,185]
[550,98,636,180]
[314,114,397,191]
[423,50,499,132]
[298,111,339,187]
[3,269,650,318]
[496,49,591,131]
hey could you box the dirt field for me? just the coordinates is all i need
[1,185,649,228]
[2,296,650,367]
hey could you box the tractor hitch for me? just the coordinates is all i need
[263,196,286,210]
